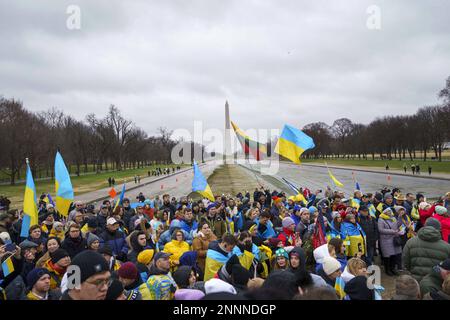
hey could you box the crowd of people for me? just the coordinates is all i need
[0,185,449,300]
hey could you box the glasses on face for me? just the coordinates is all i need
[86,277,113,288]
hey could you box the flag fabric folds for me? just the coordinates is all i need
[192,161,215,202]
[20,160,38,238]
[275,124,315,164]
[281,177,308,205]
[326,163,344,187]
[335,276,346,300]
[55,151,74,217]
[231,121,267,161]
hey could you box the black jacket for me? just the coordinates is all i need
[357,214,378,246]
[61,235,87,258]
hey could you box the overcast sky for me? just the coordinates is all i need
[1,0,449,140]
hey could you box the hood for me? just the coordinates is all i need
[129,231,144,252]
[169,220,183,234]
[345,276,375,300]
[180,251,198,267]
[172,266,193,288]
[418,226,442,242]
[175,289,205,300]
[288,247,306,272]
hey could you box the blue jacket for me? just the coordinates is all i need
[179,219,198,237]
[99,230,129,257]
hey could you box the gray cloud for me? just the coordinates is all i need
[0,0,449,138]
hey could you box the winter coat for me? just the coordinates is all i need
[377,214,403,258]
[158,220,192,250]
[403,226,450,282]
[357,214,378,247]
[61,235,87,259]
[422,289,450,300]
[419,205,436,226]
[192,233,217,272]
[163,240,191,271]
[138,264,176,300]
[433,214,450,243]
[199,214,227,239]
[419,266,444,297]
[99,229,129,258]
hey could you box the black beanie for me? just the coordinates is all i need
[50,249,69,264]
[105,279,124,300]
[70,250,109,284]
[231,264,251,286]
[172,266,192,289]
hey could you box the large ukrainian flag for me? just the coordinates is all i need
[192,161,215,202]
[55,151,74,217]
[20,160,38,238]
[275,125,315,164]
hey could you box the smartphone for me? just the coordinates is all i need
[5,242,16,252]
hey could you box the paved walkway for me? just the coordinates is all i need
[302,162,450,181]
[76,163,218,206]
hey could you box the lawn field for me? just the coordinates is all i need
[0,164,186,209]
[302,159,450,173]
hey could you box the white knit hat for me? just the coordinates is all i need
[204,278,237,295]
[322,256,341,276]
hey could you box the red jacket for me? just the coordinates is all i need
[419,205,436,226]
[434,214,450,243]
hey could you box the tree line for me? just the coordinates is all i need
[301,76,450,162]
[0,102,187,185]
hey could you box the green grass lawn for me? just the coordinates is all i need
[302,159,450,173]
[0,164,187,209]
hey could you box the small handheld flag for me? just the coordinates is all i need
[275,124,315,164]
[335,276,346,300]
[325,162,344,187]
[114,183,126,211]
[1,256,15,278]
[192,161,215,201]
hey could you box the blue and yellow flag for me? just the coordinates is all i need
[114,183,126,211]
[1,256,15,278]
[20,160,39,238]
[192,161,215,201]
[55,151,74,217]
[335,276,346,300]
[275,124,315,164]
[325,163,344,187]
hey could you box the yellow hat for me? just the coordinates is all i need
[137,249,155,265]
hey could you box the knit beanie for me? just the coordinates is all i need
[50,249,70,264]
[435,206,448,216]
[231,264,251,287]
[26,268,50,289]
[118,262,138,280]
[87,233,100,247]
[425,217,442,232]
[70,250,109,284]
[137,249,155,265]
[322,256,341,276]
[282,217,295,229]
